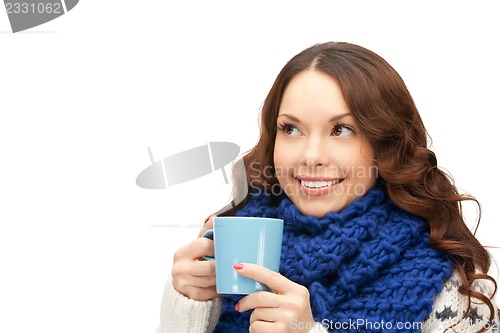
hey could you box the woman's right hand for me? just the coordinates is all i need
[171,215,217,301]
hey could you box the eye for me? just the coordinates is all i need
[278,122,302,136]
[332,123,354,137]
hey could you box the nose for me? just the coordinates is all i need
[301,136,328,167]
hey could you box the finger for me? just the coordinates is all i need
[191,260,216,277]
[174,237,214,260]
[235,263,292,294]
[172,262,216,293]
[174,271,217,290]
[172,259,215,279]
[188,274,217,288]
[179,285,218,302]
[249,307,280,324]
[198,214,216,237]
[238,291,281,312]
[197,236,215,259]
[249,320,281,333]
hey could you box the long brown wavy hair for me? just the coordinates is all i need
[218,42,496,330]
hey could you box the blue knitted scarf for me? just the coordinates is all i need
[213,185,452,332]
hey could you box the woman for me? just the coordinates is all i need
[158,42,498,332]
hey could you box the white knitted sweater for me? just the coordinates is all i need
[157,270,499,333]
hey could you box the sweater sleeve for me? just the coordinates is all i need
[156,275,222,333]
[422,270,499,333]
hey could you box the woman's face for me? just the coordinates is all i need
[273,70,377,217]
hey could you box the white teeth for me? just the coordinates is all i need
[300,179,340,188]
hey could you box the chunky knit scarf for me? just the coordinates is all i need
[214,185,452,332]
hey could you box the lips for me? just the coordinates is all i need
[300,179,342,188]
[296,176,345,196]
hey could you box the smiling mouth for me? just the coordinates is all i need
[299,179,343,188]
[295,177,345,195]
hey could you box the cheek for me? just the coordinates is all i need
[350,141,375,170]
[359,142,375,162]
[273,137,288,164]
[336,146,376,183]
[352,156,377,187]
[273,138,295,181]
[273,142,286,178]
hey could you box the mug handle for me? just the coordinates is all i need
[201,229,215,261]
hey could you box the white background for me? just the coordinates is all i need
[1,1,499,332]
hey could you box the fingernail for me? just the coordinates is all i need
[235,302,240,312]
[233,263,244,270]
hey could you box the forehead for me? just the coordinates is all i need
[279,70,350,118]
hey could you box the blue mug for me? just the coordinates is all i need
[202,216,284,294]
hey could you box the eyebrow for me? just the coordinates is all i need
[278,113,352,123]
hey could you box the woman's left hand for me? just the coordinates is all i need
[234,263,315,333]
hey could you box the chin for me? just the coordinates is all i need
[295,200,343,218]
